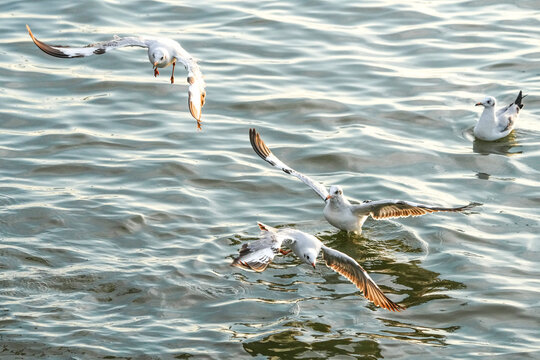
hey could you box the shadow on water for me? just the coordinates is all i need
[230,225,466,358]
[242,327,383,359]
[472,132,521,156]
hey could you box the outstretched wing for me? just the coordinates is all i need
[171,44,206,125]
[27,25,148,58]
[352,199,479,220]
[321,245,403,312]
[231,223,284,272]
[249,128,329,201]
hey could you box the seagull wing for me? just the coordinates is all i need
[351,199,479,220]
[321,245,403,311]
[27,25,148,58]
[249,128,329,201]
[180,56,205,125]
[496,90,525,132]
[231,222,285,272]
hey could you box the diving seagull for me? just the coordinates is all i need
[250,128,478,233]
[26,25,206,129]
[474,91,525,141]
[232,222,404,311]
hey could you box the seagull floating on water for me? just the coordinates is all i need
[232,222,404,311]
[250,128,478,233]
[26,25,206,129]
[474,91,525,141]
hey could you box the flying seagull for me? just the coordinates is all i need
[474,91,525,141]
[249,128,478,233]
[232,222,404,311]
[26,25,206,129]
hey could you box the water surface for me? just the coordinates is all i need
[1,0,540,358]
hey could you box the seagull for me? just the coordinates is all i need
[474,91,525,141]
[249,128,478,233]
[26,25,206,129]
[232,222,404,311]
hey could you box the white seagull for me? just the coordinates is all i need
[474,91,525,141]
[250,128,478,233]
[26,25,206,129]
[232,222,404,311]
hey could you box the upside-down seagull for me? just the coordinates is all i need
[250,128,478,233]
[473,91,525,141]
[232,222,404,311]
[26,25,206,129]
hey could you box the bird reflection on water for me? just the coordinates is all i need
[472,132,521,156]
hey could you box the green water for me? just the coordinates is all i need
[1,0,540,358]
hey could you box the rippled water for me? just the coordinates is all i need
[1,0,540,358]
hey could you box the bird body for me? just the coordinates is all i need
[232,223,404,311]
[323,188,368,232]
[474,91,525,141]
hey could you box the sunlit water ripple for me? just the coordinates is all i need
[1,0,540,358]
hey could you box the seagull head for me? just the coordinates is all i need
[326,185,344,202]
[475,96,496,108]
[302,249,318,269]
[188,76,206,126]
[150,48,170,68]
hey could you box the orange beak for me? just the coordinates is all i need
[475,102,483,106]
[325,195,332,201]
[312,263,316,269]
[153,61,158,67]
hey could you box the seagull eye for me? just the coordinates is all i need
[160,56,164,60]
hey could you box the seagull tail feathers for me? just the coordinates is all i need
[515,90,526,109]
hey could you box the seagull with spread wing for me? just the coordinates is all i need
[26,25,206,129]
[232,222,404,311]
[250,128,478,233]
[474,91,525,141]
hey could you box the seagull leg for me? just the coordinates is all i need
[154,67,160,77]
[170,62,176,84]
[280,249,292,255]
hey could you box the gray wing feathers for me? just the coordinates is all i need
[352,199,477,220]
[231,226,283,272]
[27,25,148,59]
[497,90,525,132]
[321,245,403,311]
[249,129,329,201]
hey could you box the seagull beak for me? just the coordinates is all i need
[153,61,158,67]
[311,262,316,269]
[475,102,483,106]
[325,195,332,201]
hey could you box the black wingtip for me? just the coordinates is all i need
[461,202,482,212]
[249,128,272,161]
[26,25,80,59]
[515,90,526,109]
